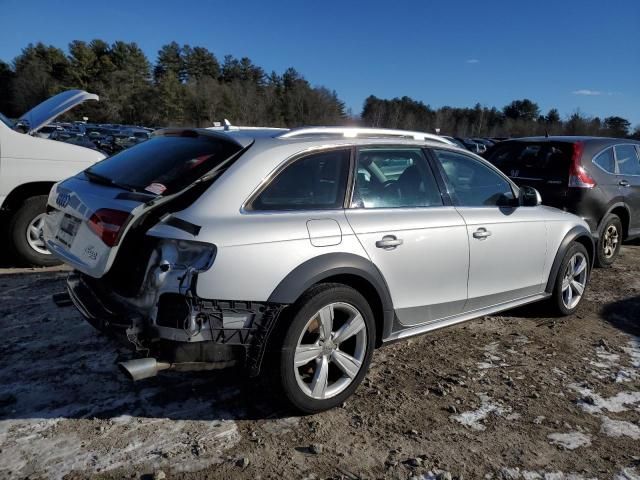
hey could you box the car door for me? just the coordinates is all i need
[345,146,469,326]
[431,148,548,312]
[614,144,640,234]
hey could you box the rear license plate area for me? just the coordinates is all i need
[56,214,81,248]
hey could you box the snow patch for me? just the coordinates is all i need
[547,431,591,450]
[569,384,640,414]
[498,467,597,479]
[600,416,640,440]
[451,393,511,431]
[0,416,239,479]
[614,467,640,480]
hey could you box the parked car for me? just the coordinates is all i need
[442,136,468,149]
[0,90,105,266]
[44,127,593,413]
[456,137,487,154]
[484,136,640,266]
[472,138,495,148]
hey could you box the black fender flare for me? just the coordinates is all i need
[267,252,395,340]
[545,225,595,293]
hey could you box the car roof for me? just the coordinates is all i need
[503,136,640,144]
[154,126,465,151]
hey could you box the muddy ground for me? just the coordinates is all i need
[0,245,639,480]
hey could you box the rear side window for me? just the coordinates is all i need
[487,142,572,181]
[86,134,243,195]
[351,148,442,208]
[593,147,615,173]
[615,145,640,175]
[251,149,350,211]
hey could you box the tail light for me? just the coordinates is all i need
[568,142,596,188]
[88,209,131,247]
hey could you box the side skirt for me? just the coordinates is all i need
[383,292,551,343]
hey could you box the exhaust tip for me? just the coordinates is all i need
[118,358,171,382]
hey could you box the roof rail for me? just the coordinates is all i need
[278,127,455,145]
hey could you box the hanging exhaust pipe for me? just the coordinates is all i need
[118,358,172,381]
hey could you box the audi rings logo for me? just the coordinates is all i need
[56,192,71,209]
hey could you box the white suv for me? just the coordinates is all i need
[44,127,593,412]
[0,90,105,265]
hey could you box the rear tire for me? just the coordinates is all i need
[274,283,375,414]
[8,195,61,267]
[550,242,589,316]
[595,214,622,267]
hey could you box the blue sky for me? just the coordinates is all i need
[1,0,639,126]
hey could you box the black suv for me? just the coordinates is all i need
[484,136,640,266]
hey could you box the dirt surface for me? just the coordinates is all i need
[1,245,639,480]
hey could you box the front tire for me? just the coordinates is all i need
[551,242,589,316]
[277,283,375,414]
[8,196,61,267]
[595,214,622,267]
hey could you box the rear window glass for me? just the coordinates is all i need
[486,142,573,180]
[86,134,243,194]
[593,147,615,173]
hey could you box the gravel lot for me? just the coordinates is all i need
[0,244,639,480]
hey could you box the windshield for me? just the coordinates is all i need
[0,112,14,128]
[86,133,244,195]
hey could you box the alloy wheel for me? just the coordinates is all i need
[26,213,50,255]
[602,225,619,259]
[294,302,368,400]
[561,252,588,310]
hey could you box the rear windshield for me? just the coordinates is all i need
[486,141,573,181]
[86,134,244,195]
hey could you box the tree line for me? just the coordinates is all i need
[0,40,637,139]
[362,96,639,139]
[0,40,346,128]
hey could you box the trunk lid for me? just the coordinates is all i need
[42,129,247,278]
[18,90,99,135]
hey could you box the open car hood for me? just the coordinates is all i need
[18,89,99,134]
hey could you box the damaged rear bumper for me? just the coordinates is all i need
[66,272,286,377]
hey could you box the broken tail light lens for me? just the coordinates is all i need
[88,209,131,247]
[568,142,596,188]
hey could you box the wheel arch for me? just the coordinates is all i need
[545,225,595,294]
[1,182,55,213]
[600,204,630,239]
[267,252,394,346]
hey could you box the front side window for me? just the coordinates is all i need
[252,149,350,210]
[434,149,515,207]
[615,145,640,176]
[593,147,616,174]
[351,148,442,208]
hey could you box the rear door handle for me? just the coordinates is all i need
[619,180,630,187]
[376,235,403,250]
[473,228,492,239]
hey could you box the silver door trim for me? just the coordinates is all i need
[385,292,550,342]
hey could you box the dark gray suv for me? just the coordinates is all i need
[485,136,640,266]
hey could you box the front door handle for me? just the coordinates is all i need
[619,179,630,187]
[376,235,403,250]
[473,228,492,239]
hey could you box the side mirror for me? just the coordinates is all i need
[520,186,542,207]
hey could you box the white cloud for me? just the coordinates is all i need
[466,59,479,64]
[572,89,603,96]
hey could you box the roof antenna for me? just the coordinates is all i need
[545,128,549,138]
[223,119,232,131]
